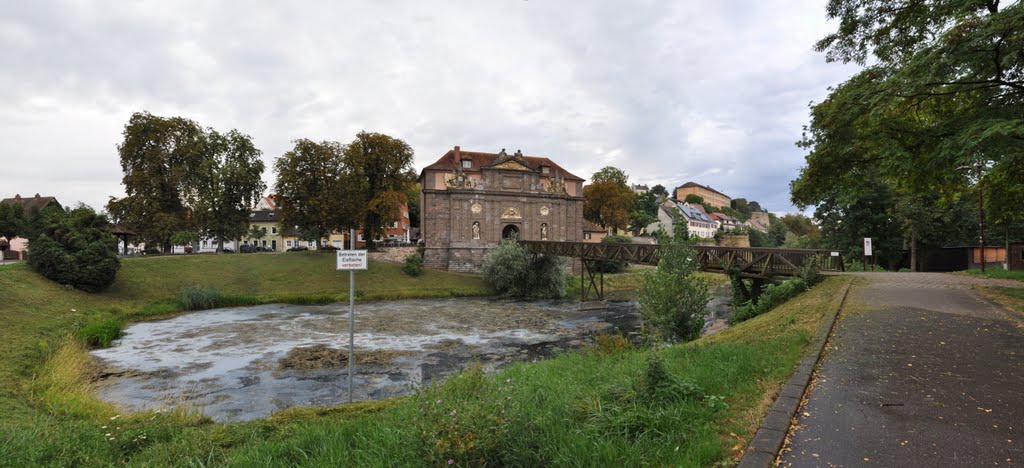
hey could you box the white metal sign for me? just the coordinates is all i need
[336,250,368,270]
[863,238,873,256]
[831,251,840,257]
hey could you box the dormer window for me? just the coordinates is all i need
[541,166,550,175]
[461,159,472,169]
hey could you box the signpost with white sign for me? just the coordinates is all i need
[863,237,873,271]
[336,230,367,403]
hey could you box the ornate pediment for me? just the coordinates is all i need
[492,160,532,171]
[485,148,535,172]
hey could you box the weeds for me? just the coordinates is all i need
[79,318,124,348]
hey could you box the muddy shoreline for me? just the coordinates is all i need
[92,288,730,422]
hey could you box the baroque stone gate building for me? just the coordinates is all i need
[420,146,585,272]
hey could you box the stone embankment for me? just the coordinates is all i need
[369,247,418,264]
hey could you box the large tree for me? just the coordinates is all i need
[189,129,266,252]
[629,191,659,235]
[110,112,266,253]
[591,166,630,187]
[274,139,357,246]
[342,132,416,247]
[798,1,1023,236]
[584,181,635,232]
[111,112,208,252]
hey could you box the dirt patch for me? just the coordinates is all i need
[279,345,413,370]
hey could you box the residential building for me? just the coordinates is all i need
[645,199,719,239]
[674,182,731,208]
[710,212,741,231]
[242,210,285,251]
[420,146,585,272]
[631,184,649,194]
[583,220,607,243]
[0,193,63,260]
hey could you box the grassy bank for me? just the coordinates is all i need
[961,268,1024,283]
[0,247,849,465]
[0,253,487,416]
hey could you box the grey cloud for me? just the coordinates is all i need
[1,0,856,214]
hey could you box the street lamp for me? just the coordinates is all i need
[958,162,985,273]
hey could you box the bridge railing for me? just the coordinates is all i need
[519,241,844,277]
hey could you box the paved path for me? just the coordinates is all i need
[782,273,1024,467]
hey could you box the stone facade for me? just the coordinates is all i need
[420,147,585,272]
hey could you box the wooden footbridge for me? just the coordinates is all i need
[519,241,845,302]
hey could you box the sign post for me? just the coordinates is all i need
[863,238,873,271]
[336,229,367,403]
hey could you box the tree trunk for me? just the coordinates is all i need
[217,235,225,253]
[910,230,918,272]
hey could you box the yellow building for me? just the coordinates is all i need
[674,182,731,208]
[242,210,285,251]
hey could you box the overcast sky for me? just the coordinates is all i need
[2,1,857,214]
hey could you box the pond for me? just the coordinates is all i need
[92,286,731,422]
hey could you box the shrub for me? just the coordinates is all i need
[402,253,424,276]
[482,239,568,298]
[593,235,632,273]
[28,205,120,292]
[730,277,809,324]
[79,318,124,348]
[637,223,710,342]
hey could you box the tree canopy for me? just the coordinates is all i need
[342,132,417,245]
[274,139,356,244]
[109,112,266,252]
[591,166,630,187]
[791,0,1024,265]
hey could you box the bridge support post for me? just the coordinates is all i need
[580,259,604,303]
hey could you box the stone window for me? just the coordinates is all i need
[541,166,550,174]
[462,159,472,168]
[272,227,277,234]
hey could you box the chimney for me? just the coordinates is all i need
[14,194,21,200]
[453,145,461,167]
[35,193,41,198]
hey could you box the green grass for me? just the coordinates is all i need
[0,253,847,466]
[961,268,1024,282]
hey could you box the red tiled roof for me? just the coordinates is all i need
[421,147,584,181]
[1,194,61,213]
[583,220,606,233]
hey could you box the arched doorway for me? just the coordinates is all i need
[502,224,520,240]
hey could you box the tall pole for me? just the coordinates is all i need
[348,228,355,403]
[977,162,986,273]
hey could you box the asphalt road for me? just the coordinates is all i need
[782,273,1024,467]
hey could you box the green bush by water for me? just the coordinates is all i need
[482,239,568,298]
[78,318,124,348]
[731,278,809,324]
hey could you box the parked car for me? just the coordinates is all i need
[287,246,309,252]
[319,244,339,251]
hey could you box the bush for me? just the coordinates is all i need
[79,318,124,348]
[28,205,120,292]
[637,223,710,342]
[482,239,568,298]
[730,277,809,324]
[593,235,632,273]
[402,253,424,277]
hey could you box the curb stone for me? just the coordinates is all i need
[736,277,853,468]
